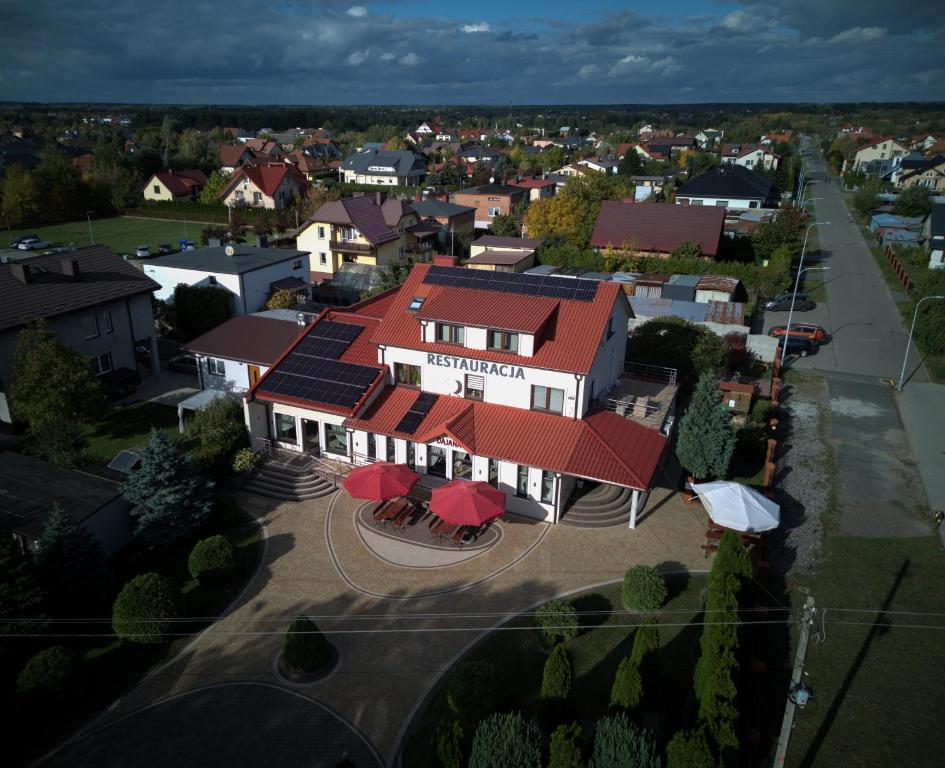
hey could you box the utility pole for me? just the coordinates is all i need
[774,595,816,766]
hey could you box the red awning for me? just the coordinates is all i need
[429,481,506,526]
[342,462,419,501]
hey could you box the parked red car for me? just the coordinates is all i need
[768,323,827,344]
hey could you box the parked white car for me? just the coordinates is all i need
[18,238,52,251]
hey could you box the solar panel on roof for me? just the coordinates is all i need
[308,320,364,343]
[423,266,600,303]
[394,391,439,434]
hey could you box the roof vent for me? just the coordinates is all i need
[10,263,31,283]
[61,258,81,279]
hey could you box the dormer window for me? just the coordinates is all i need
[487,330,519,353]
[436,323,465,345]
[408,296,424,311]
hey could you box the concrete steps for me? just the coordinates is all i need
[560,483,633,528]
[244,456,337,501]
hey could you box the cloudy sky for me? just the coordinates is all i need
[1,0,943,104]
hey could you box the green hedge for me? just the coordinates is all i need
[548,722,585,768]
[17,646,82,698]
[282,617,332,673]
[468,712,542,768]
[610,656,643,710]
[534,600,580,647]
[541,644,573,702]
[621,566,668,612]
[188,535,237,584]
[131,200,230,224]
[435,718,465,768]
[111,572,179,644]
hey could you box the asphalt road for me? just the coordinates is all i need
[763,140,927,384]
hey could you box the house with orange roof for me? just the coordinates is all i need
[220,163,308,209]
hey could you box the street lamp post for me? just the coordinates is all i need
[86,211,95,245]
[897,295,945,391]
[779,220,830,368]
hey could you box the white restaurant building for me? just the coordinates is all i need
[243,260,673,526]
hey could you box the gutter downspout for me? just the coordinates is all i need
[573,374,583,420]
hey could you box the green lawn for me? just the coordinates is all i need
[80,401,190,464]
[404,576,705,767]
[7,216,202,257]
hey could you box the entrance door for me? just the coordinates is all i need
[248,365,261,387]
[302,419,320,455]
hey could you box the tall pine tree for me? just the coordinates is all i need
[35,503,109,615]
[676,372,736,480]
[122,430,213,544]
[0,534,44,661]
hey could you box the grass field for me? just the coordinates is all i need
[81,401,194,463]
[7,216,204,257]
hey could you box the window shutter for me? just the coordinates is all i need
[467,375,484,391]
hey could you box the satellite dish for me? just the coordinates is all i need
[225,245,235,257]
[489,176,495,184]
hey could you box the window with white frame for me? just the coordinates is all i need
[95,352,112,375]
[207,358,226,376]
[319,252,328,265]
[516,465,529,497]
[102,310,113,334]
[487,207,500,217]
[82,315,99,339]
[540,471,555,503]
[318,226,326,239]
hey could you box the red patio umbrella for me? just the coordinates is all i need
[429,480,506,526]
[342,462,419,501]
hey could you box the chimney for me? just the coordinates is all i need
[61,258,81,278]
[256,235,268,248]
[10,263,31,283]
[375,191,386,206]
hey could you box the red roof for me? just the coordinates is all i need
[151,169,207,197]
[371,263,627,376]
[854,135,898,153]
[222,163,307,199]
[508,177,557,189]
[344,386,667,490]
[416,290,557,334]
[219,144,254,167]
[591,201,725,256]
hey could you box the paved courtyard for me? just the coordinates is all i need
[46,484,709,766]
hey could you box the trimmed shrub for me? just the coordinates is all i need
[541,644,573,702]
[750,399,773,425]
[588,714,660,768]
[232,447,260,475]
[468,712,542,768]
[447,660,504,723]
[548,722,585,768]
[622,566,668,612]
[282,617,332,673]
[435,718,464,768]
[665,729,715,768]
[112,572,179,644]
[534,600,580,646]
[609,656,643,710]
[17,646,81,698]
[630,620,660,665]
[188,535,237,583]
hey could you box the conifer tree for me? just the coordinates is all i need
[0,534,44,659]
[35,503,109,614]
[676,373,735,480]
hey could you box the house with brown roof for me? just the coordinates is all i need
[451,184,527,231]
[143,169,209,201]
[590,201,725,258]
[219,144,257,174]
[220,163,308,209]
[467,235,544,273]
[295,193,418,278]
[0,246,161,424]
[507,177,557,202]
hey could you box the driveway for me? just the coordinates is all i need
[762,140,926,383]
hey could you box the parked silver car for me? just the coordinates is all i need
[18,238,52,251]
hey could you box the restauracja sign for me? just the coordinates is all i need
[426,353,526,380]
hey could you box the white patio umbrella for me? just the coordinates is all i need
[690,481,780,533]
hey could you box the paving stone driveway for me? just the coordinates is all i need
[47,485,708,767]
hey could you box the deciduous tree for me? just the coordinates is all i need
[1,166,42,227]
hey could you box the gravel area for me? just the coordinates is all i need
[769,379,831,576]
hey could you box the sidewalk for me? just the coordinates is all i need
[894,382,945,526]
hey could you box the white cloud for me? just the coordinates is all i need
[579,64,598,79]
[380,52,396,61]
[400,52,420,66]
[609,53,680,77]
[346,49,369,66]
[827,26,886,44]
[461,22,491,34]
[346,6,367,17]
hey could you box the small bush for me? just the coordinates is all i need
[665,729,715,768]
[232,447,260,475]
[468,712,542,768]
[435,718,464,768]
[447,660,504,723]
[112,572,179,644]
[548,722,584,768]
[750,399,773,424]
[589,714,660,768]
[282,617,332,673]
[534,600,580,646]
[188,535,237,583]
[621,566,668,612]
[17,646,81,698]
[610,656,643,710]
[541,644,573,702]
[630,620,660,665]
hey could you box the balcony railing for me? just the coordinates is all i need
[330,239,373,254]
[624,361,678,386]
[406,242,434,254]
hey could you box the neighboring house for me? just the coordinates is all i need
[143,169,208,201]
[415,122,434,135]
[243,139,285,158]
[507,177,557,202]
[467,235,544,273]
[675,165,778,210]
[844,137,909,174]
[142,242,311,315]
[340,148,427,186]
[296,194,417,278]
[0,452,133,556]
[581,156,620,175]
[719,143,779,171]
[695,129,724,147]
[285,150,326,182]
[220,163,308,209]
[925,204,945,269]
[628,296,747,336]
[219,145,256,174]
[185,313,304,394]
[452,184,527,230]
[458,146,503,165]
[0,246,161,425]
[410,199,476,231]
[630,175,665,201]
[761,131,793,145]
[896,155,945,192]
[591,201,726,258]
